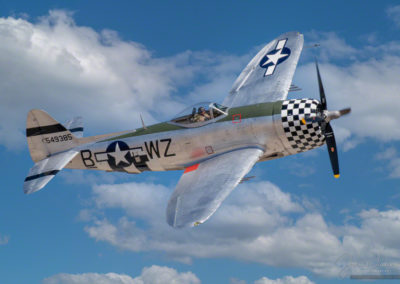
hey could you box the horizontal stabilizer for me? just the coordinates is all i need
[24,150,78,194]
[65,117,84,138]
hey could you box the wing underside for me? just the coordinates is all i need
[166,147,264,228]
[223,31,304,108]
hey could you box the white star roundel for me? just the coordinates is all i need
[108,142,130,166]
[106,141,132,169]
[259,38,291,76]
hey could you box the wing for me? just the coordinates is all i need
[24,149,78,194]
[223,31,304,108]
[166,147,263,228]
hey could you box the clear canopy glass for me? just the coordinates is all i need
[170,102,228,127]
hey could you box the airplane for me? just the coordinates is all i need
[24,31,351,228]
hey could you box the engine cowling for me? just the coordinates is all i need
[281,99,325,153]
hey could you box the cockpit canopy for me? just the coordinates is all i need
[170,102,228,127]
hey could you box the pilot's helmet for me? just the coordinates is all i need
[198,107,206,114]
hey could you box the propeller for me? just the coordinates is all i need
[313,60,351,178]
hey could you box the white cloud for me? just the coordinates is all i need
[133,266,200,284]
[0,11,244,149]
[295,44,400,145]
[80,179,400,277]
[44,268,314,284]
[254,275,314,284]
[43,265,200,284]
[1,11,398,154]
[387,5,400,28]
[375,147,400,178]
[304,31,357,61]
[3,11,399,277]
[43,272,134,284]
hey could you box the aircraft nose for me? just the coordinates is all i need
[281,99,325,153]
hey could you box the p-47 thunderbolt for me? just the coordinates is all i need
[24,32,350,228]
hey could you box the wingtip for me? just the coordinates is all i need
[23,184,32,194]
[23,187,35,194]
[23,185,41,194]
[278,31,304,41]
[166,207,198,229]
[166,217,186,229]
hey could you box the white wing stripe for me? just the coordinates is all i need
[276,38,287,49]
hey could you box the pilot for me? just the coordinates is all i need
[193,107,211,122]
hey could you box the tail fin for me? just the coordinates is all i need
[26,109,79,162]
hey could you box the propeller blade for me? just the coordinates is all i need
[324,123,339,178]
[339,107,351,116]
[325,107,352,122]
[315,60,327,110]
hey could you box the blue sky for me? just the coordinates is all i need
[1,1,400,283]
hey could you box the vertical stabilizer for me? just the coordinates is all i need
[26,109,79,162]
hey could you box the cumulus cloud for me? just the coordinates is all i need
[3,11,399,277]
[78,180,400,277]
[44,270,314,284]
[1,10,399,152]
[294,38,400,145]
[43,265,200,284]
[0,10,245,149]
[254,275,314,284]
[84,181,307,262]
[43,272,135,284]
[304,31,357,61]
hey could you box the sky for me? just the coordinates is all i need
[0,0,400,283]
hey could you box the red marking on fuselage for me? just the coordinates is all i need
[232,114,241,123]
[191,148,204,158]
[184,164,199,173]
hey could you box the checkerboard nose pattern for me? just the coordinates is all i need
[281,99,325,153]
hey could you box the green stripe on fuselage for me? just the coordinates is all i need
[101,101,283,142]
[101,122,183,142]
[217,100,282,122]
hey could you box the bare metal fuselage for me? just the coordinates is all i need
[66,99,324,173]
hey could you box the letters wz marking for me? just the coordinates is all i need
[144,138,176,158]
